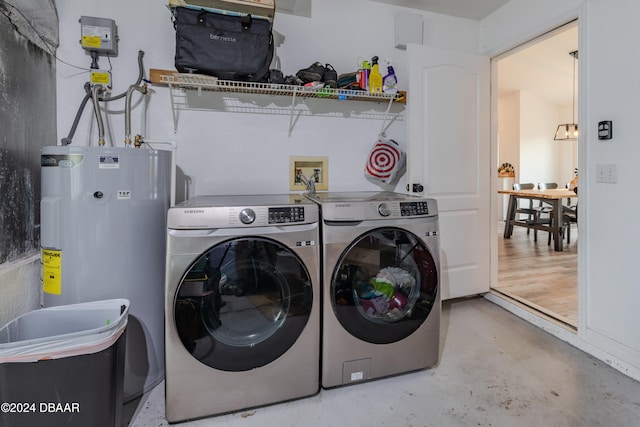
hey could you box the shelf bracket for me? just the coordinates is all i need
[288,87,299,136]
[167,81,179,132]
[378,95,396,137]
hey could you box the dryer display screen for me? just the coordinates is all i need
[268,206,305,223]
[400,201,429,216]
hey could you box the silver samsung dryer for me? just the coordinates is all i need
[165,195,320,423]
[306,191,440,388]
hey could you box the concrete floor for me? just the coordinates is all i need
[125,297,640,426]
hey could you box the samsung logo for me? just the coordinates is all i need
[335,203,351,208]
[210,34,236,42]
[184,209,205,214]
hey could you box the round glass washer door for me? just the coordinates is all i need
[174,237,313,371]
[331,227,438,344]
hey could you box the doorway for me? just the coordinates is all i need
[492,21,579,329]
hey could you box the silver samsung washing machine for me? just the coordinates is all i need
[165,195,320,423]
[306,191,440,388]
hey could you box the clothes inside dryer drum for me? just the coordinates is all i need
[174,237,313,372]
[331,227,438,344]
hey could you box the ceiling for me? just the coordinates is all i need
[370,0,511,20]
[498,24,579,108]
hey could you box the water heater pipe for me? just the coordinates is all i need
[125,83,149,146]
[91,84,108,146]
[62,51,146,145]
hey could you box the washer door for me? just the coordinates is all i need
[174,237,313,371]
[331,227,438,344]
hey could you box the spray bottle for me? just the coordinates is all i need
[382,59,398,94]
[361,59,371,90]
[369,56,383,93]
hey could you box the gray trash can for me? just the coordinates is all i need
[0,299,129,427]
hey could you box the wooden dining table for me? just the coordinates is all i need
[498,188,578,251]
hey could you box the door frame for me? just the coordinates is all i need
[488,15,587,336]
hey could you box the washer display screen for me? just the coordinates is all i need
[174,237,313,371]
[331,227,438,344]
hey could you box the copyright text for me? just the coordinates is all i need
[1,402,80,413]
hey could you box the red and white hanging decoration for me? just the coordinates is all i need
[364,136,406,184]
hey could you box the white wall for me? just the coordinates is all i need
[497,92,519,220]
[483,0,640,381]
[55,0,478,198]
[480,0,585,56]
[556,104,579,186]
[582,0,640,373]
[498,92,520,179]
[519,90,567,185]
[498,90,575,187]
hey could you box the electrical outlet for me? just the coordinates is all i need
[596,163,617,183]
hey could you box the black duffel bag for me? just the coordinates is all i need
[173,6,274,82]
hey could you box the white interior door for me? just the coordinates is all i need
[406,44,490,300]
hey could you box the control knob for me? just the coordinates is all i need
[239,208,256,224]
[377,203,391,217]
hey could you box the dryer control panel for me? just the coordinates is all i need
[400,201,429,216]
[167,195,318,229]
[305,191,437,221]
[269,206,306,224]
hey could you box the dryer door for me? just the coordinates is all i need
[174,236,313,371]
[331,227,438,344]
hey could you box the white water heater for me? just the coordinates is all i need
[40,145,171,401]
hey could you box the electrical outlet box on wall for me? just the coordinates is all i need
[289,156,328,191]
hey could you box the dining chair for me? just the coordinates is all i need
[529,182,558,241]
[538,182,558,189]
[544,186,578,246]
[561,186,578,244]
[512,183,536,236]
[564,182,576,207]
[536,182,558,212]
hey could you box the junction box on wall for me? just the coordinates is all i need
[80,16,118,56]
[79,16,118,86]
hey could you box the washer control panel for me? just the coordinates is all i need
[400,201,429,216]
[268,206,306,224]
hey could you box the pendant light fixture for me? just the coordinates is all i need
[554,50,579,141]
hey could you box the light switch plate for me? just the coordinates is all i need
[596,163,617,183]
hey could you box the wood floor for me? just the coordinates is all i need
[494,221,578,329]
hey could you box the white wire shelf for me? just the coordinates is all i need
[160,73,406,103]
[153,70,405,134]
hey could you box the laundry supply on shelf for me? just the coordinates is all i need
[369,56,383,93]
[383,63,398,94]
